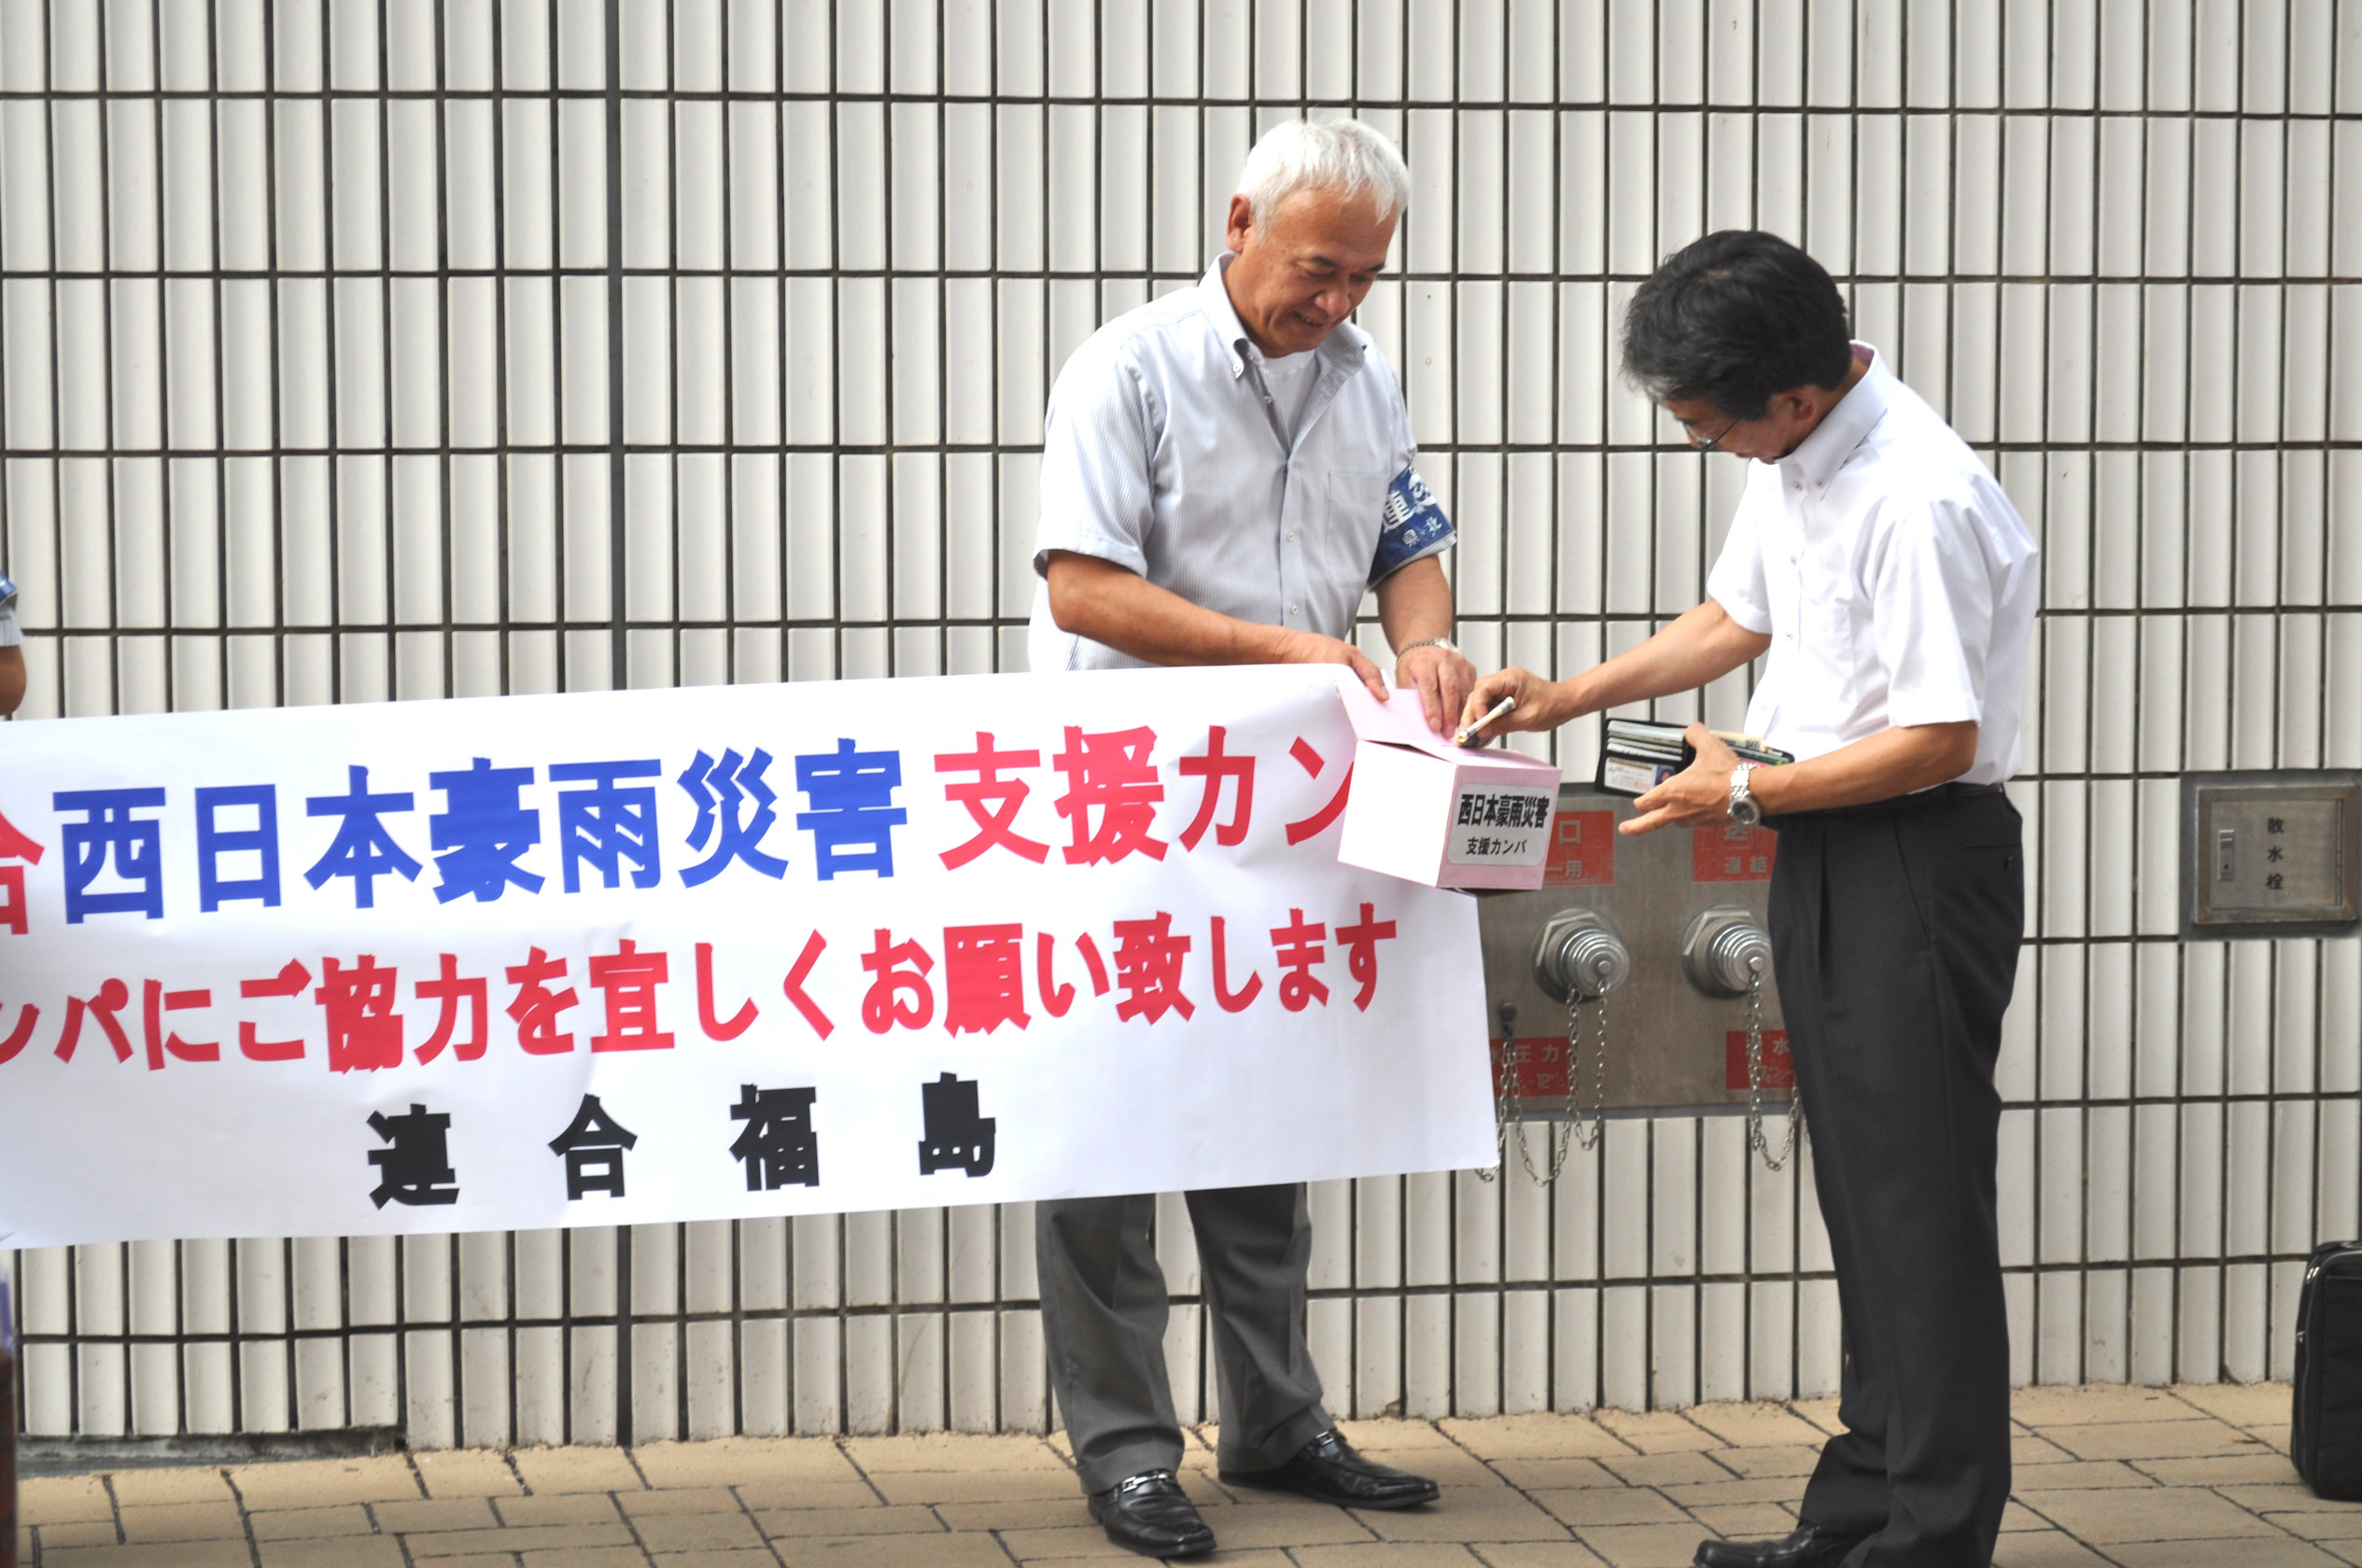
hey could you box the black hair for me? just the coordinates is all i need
[1619,231,1854,421]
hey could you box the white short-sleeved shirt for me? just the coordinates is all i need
[1706,343,2038,787]
[1027,255,1454,673]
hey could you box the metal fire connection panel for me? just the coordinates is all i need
[2182,771,2362,941]
[1478,785,1793,1120]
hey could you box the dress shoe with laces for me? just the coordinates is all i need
[1693,1522,1865,1568]
[1087,1470,1216,1559]
[1219,1428,1441,1509]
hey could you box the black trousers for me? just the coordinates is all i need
[1768,788,2024,1568]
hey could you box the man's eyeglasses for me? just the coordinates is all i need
[1687,414,1740,454]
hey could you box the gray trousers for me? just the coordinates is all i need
[1036,1183,1332,1494]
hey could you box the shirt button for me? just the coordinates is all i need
[1287,603,1301,616]
[1285,531,1296,541]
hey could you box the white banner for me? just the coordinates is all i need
[0,666,1492,1248]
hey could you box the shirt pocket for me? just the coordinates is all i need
[1799,571,1855,656]
[1326,469,1392,556]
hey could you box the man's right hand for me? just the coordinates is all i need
[1458,666,1576,739]
[1272,628,1389,702]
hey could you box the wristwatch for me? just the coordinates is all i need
[1728,763,1762,828]
[1396,637,1458,656]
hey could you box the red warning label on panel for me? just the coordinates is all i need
[1490,1037,1570,1099]
[1543,811,1617,886]
[1724,1029,1794,1090]
[1693,822,1779,881]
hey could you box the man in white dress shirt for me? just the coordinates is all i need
[1466,231,2037,1568]
[1029,120,1478,1559]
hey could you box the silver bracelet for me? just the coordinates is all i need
[1396,637,1459,656]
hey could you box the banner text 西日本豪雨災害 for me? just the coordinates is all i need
[0,665,1493,1249]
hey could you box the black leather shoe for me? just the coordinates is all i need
[1694,1522,1865,1568]
[1087,1470,1216,1559]
[1219,1428,1441,1509]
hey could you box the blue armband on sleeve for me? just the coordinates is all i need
[1369,468,1455,585]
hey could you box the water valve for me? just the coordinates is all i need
[1680,906,1774,997]
[1531,909,1631,1002]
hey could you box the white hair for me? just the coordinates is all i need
[1238,119,1411,231]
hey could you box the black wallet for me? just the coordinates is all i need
[1595,718,1793,797]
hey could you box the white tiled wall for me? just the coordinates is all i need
[4,0,2358,1442]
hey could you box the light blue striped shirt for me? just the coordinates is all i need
[1027,256,1452,673]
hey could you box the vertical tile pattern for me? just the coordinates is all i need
[0,0,2348,1442]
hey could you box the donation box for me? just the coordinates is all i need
[1333,682,1563,890]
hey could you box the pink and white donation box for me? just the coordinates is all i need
[1333,679,1563,891]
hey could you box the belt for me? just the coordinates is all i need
[1767,779,2007,826]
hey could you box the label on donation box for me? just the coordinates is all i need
[1333,680,1564,889]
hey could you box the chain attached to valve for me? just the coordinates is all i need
[1482,999,1514,1183]
[1480,1001,1520,1184]
[1740,951,1800,1171]
[1681,907,1799,1175]
[1488,911,1625,1184]
[1563,980,1608,1155]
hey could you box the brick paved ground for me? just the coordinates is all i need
[10,1381,2349,1567]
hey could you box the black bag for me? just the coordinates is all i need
[2293,1239,2362,1498]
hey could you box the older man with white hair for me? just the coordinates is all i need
[1029,119,1472,1558]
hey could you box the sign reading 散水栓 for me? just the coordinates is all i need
[0,666,1494,1249]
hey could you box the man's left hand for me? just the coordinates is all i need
[1624,723,1739,835]
[1396,643,1479,736]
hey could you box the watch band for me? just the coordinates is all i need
[1396,637,1459,656]
[1729,762,1760,825]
